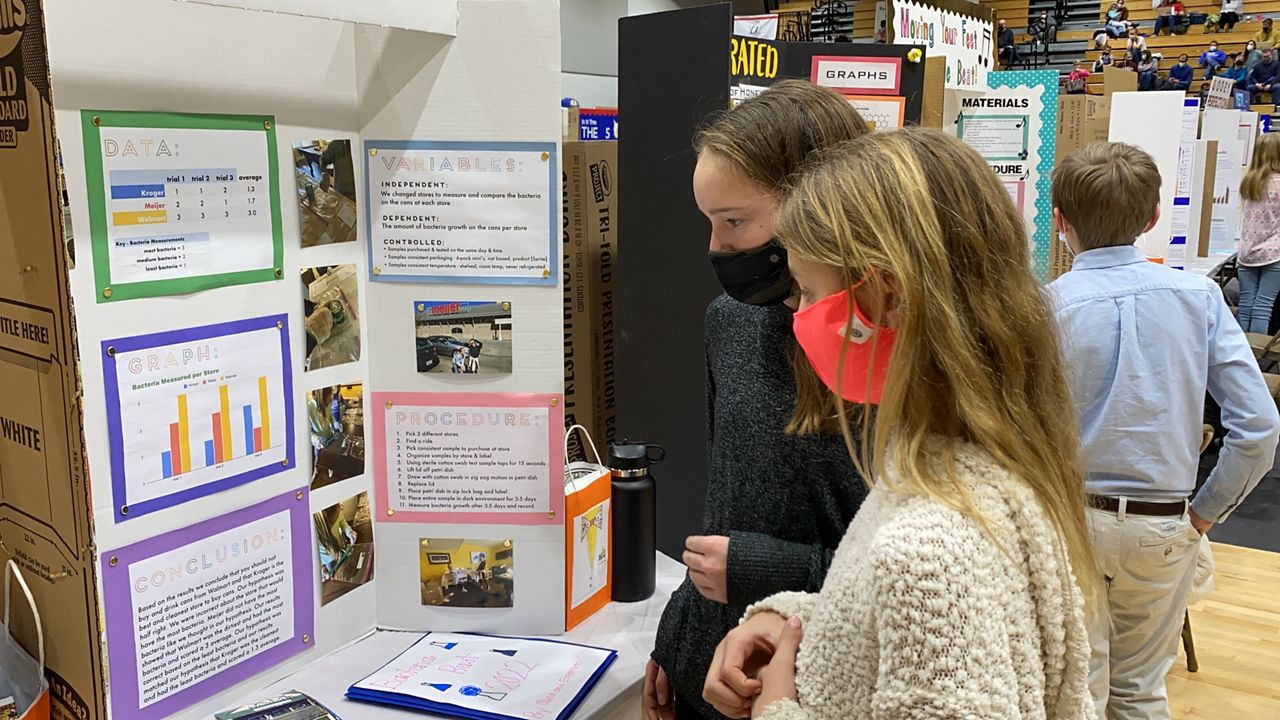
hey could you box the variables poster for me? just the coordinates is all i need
[99,488,314,720]
[945,70,1059,282]
[80,110,284,302]
[364,141,557,285]
[101,314,295,521]
[372,392,564,525]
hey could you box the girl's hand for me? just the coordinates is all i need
[704,611,783,718]
[752,617,802,719]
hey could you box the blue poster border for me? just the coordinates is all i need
[987,70,1059,283]
[363,140,558,286]
[100,313,296,522]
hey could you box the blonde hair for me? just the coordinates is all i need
[1053,142,1160,251]
[1241,132,1280,202]
[777,128,1097,599]
[694,79,871,434]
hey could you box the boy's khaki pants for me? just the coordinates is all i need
[1086,503,1199,720]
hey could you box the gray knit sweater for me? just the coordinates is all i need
[652,294,867,720]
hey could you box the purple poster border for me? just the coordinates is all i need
[101,313,295,522]
[99,487,316,720]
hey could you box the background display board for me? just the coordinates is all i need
[944,70,1059,282]
[890,0,993,91]
[1108,92,1187,260]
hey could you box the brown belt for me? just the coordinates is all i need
[1088,494,1187,517]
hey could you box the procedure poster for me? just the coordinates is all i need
[371,392,564,525]
[99,489,314,720]
[101,314,294,522]
[364,140,557,285]
[945,70,1059,281]
[80,110,284,302]
[1168,98,1202,269]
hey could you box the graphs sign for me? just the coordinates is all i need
[101,314,295,521]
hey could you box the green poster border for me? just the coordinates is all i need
[955,114,1031,163]
[80,109,284,303]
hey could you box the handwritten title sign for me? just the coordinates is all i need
[891,0,991,90]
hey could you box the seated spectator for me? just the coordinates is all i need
[875,19,886,43]
[1126,25,1146,53]
[1218,0,1240,33]
[1224,54,1250,89]
[1244,40,1263,71]
[1248,48,1280,100]
[1201,41,1228,80]
[1104,0,1130,37]
[1093,47,1115,73]
[1153,0,1185,37]
[1138,50,1162,90]
[1031,10,1058,44]
[1256,18,1280,52]
[1166,54,1194,91]
[1067,61,1092,93]
[998,18,1019,67]
[1094,30,1112,50]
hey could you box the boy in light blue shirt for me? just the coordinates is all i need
[1050,142,1280,720]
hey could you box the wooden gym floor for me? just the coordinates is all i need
[1168,543,1280,718]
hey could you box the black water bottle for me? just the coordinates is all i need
[609,440,663,602]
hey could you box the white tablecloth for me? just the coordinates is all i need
[1181,253,1233,278]
[234,552,686,719]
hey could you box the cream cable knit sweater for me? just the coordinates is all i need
[746,444,1095,720]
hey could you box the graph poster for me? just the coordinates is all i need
[99,488,314,720]
[371,392,564,525]
[101,314,295,522]
[80,110,284,302]
[945,70,1059,282]
[364,140,557,286]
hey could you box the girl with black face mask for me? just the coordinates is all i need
[641,81,870,720]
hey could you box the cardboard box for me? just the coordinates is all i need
[563,141,619,460]
[0,2,106,718]
[1051,95,1113,279]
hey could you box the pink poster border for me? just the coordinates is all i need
[371,391,565,525]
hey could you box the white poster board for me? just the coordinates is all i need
[734,13,779,39]
[180,0,458,34]
[1109,92,1185,259]
[891,0,991,91]
[1167,97,1201,269]
[1202,107,1246,253]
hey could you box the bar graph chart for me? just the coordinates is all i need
[159,376,275,479]
[105,316,293,519]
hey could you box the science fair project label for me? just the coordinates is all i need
[365,140,557,285]
[347,632,616,720]
[372,392,565,525]
[99,488,315,720]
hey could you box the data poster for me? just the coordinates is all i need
[364,141,557,286]
[371,392,563,525]
[81,110,284,302]
[99,489,314,720]
[101,314,295,522]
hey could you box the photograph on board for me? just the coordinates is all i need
[413,301,513,374]
[303,264,361,371]
[307,383,364,490]
[314,491,375,606]
[292,139,358,246]
[419,538,514,608]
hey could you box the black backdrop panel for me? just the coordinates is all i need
[618,3,732,557]
[780,42,927,124]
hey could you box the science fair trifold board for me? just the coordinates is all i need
[0,2,567,720]
[944,70,1059,282]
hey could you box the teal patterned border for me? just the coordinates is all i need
[987,70,1059,284]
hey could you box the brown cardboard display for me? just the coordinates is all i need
[563,142,617,460]
[1198,140,1219,257]
[1103,66,1137,96]
[1051,95,1114,280]
[0,2,105,718]
[920,57,947,129]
